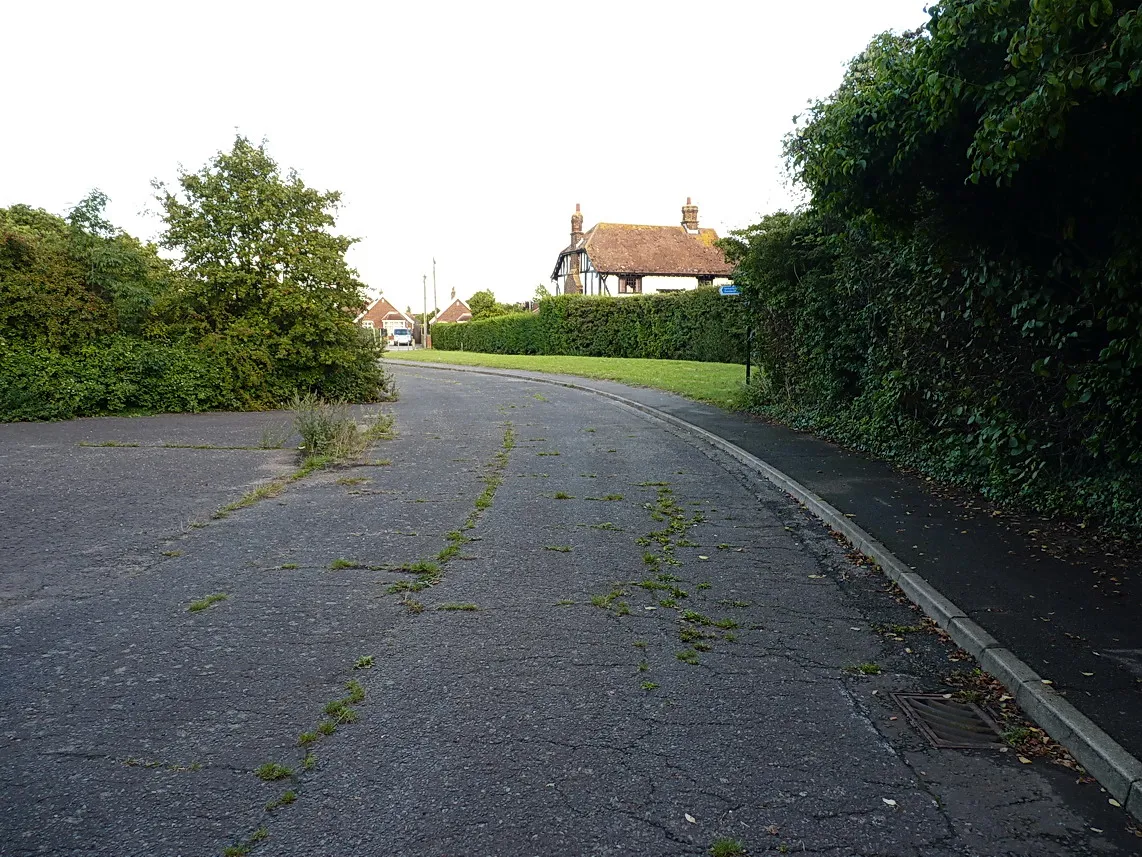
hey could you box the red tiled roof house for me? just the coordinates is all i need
[355,297,415,342]
[434,297,473,324]
[551,199,734,296]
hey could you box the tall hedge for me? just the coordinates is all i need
[722,1,1142,534]
[432,289,746,363]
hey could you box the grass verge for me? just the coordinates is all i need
[384,351,745,409]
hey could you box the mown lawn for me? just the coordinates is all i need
[384,350,747,410]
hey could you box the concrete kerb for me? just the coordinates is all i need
[389,360,1142,821]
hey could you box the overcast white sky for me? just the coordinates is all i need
[2,1,930,313]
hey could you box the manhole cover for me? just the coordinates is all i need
[892,693,1004,749]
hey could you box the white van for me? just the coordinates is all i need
[391,328,414,347]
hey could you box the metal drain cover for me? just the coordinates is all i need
[892,693,1004,749]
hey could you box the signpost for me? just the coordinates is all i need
[719,284,750,383]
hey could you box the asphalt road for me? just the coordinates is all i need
[1,365,1137,856]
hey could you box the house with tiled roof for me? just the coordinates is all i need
[551,199,734,296]
[434,295,472,324]
[355,296,415,341]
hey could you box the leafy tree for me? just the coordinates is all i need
[66,190,172,334]
[153,136,387,403]
[0,204,114,349]
[468,289,510,320]
[725,1,1142,533]
[532,283,551,303]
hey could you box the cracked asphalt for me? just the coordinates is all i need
[1,363,1138,856]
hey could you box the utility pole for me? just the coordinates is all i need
[432,257,438,343]
[422,274,427,349]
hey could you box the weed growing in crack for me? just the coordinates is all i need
[676,649,700,665]
[641,681,659,691]
[187,593,227,613]
[638,661,650,672]
[848,662,882,676]
[556,598,575,606]
[280,563,299,570]
[553,491,573,500]
[297,731,318,746]
[255,763,293,782]
[317,721,337,736]
[354,655,375,670]
[291,393,394,459]
[265,790,297,811]
[437,603,479,612]
[589,522,621,531]
[544,545,572,552]
[401,597,425,614]
[161,549,183,557]
[330,558,358,570]
[709,838,747,857]
[301,752,317,771]
[345,680,366,703]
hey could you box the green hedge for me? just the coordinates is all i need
[431,289,746,362]
[0,335,239,421]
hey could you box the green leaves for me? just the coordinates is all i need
[154,136,388,404]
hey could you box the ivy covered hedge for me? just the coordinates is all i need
[725,2,1142,534]
[431,290,746,363]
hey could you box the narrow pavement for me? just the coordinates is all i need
[0,364,1137,855]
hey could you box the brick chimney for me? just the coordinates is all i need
[682,197,699,231]
[566,204,584,294]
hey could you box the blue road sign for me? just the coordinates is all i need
[719,285,740,296]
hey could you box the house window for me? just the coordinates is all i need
[362,320,374,329]
[698,276,714,288]
[619,275,642,294]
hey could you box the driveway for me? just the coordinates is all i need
[0,364,1135,855]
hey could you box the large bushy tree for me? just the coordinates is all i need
[726,1,1142,532]
[153,137,387,403]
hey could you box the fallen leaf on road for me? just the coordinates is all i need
[882,798,897,807]
[1109,798,1122,808]
[766,825,780,836]
[809,574,826,579]
[684,813,697,824]
[1081,671,1094,676]
[698,555,709,561]
[1018,756,1032,764]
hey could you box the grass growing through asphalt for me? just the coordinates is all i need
[384,350,745,409]
[187,593,227,612]
[388,422,514,596]
[709,838,748,857]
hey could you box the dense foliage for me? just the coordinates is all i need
[153,137,387,404]
[1,137,390,422]
[728,1,1142,532]
[467,289,515,320]
[432,290,746,363]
